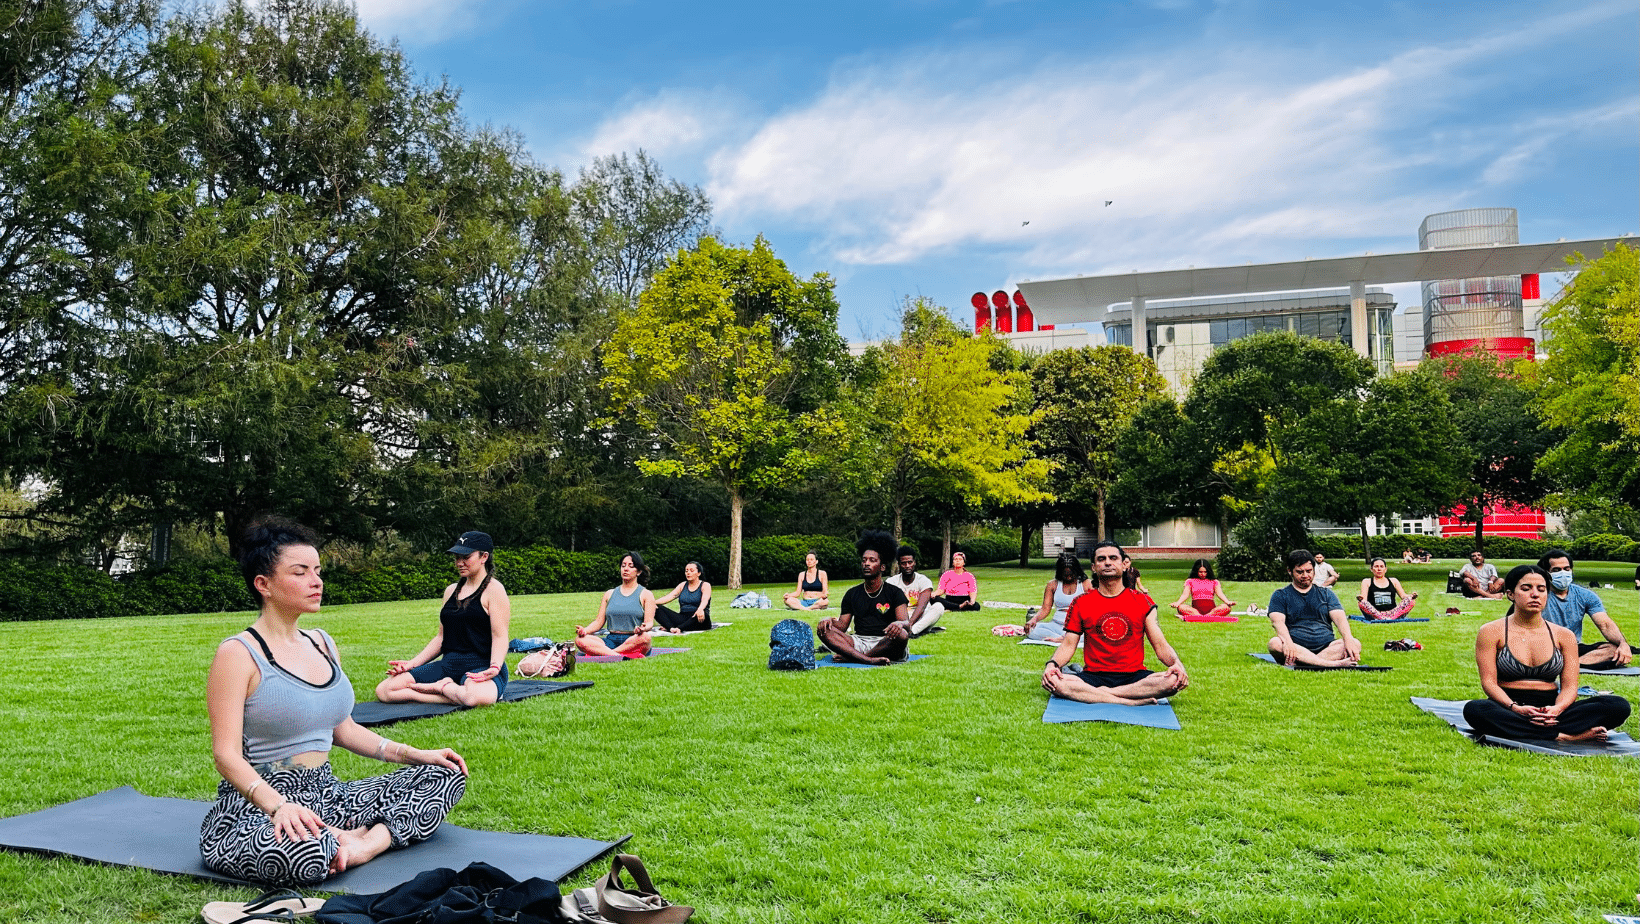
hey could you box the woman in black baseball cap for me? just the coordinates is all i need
[375,531,511,708]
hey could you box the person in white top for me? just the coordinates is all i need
[893,545,941,636]
[1311,552,1341,589]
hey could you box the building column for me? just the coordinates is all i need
[1349,280,1369,360]
[1130,296,1147,358]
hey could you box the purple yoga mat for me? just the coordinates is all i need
[577,647,691,663]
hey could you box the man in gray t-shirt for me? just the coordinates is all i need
[1459,551,1504,599]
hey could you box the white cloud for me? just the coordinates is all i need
[577,92,741,162]
[351,0,488,41]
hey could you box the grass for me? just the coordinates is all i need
[0,558,1634,923]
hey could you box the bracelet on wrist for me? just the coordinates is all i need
[266,797,287,817]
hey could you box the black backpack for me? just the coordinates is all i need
[769,618,817,670]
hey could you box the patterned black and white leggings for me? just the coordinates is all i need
[200,762,466,886]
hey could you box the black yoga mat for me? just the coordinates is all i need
[351,679,593,727]
[1248,652,1391,671]
[0,787,628,893]
[1410,697,1639,758]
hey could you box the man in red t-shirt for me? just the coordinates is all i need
[1042,540,1188,704]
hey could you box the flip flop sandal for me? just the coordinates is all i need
[202,888,323,924]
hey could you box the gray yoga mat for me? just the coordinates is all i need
[1248,652,1391,671]
[351,679,594,727]
[0,787,628,892]
[1410,697,1639,758]
[1583,665,1640,676]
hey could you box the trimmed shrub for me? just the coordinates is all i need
[1219,511,1309,582]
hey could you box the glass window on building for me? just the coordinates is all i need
[1105,323,1132,347]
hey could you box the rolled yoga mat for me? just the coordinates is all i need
[0,787,628,893]
[352,679,593,727]
[1409,697,1639,758]
[1043,696,1180,729]
[817,653,931,668]
[1248,652,1391,671]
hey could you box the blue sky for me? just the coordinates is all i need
[353,0,1638,340]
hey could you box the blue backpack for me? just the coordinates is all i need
[769,618,817,671]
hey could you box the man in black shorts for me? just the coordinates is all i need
[1042,540,1188,704]
[817,530,911,665]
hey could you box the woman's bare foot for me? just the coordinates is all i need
[1557,727,1609,743]
[329,824,392,874]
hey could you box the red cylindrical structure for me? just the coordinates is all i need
[1521,273,1540,299]
[971,292,991,332]
[1427,337,1534,361]
[992,290,1012,333]
[1011,290,1034,331]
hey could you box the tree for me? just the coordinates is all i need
[862,300,1049,564]
[1269,370,1471,561]
[1029,345,1168,541]
[1525,243,1640,511]
[572,150,712,307]
[601,235,847,587]
[1425,349,1560,554]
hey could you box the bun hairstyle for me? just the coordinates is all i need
[239,518,320,606]
[684,560,705,581]
[1501,564,1550,619]
[621,551,651,585]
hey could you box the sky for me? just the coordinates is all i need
[349,0,1639,341]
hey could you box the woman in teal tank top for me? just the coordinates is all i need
[576,551,657,658]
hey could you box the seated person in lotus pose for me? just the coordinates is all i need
[1463,564,1631,743]
[783,551,829,610]
[1357,557,1418,620]
[816,530,911,665]
[1402,548,1415,564]
[653,561,713,634]
[1119,552,1150,595]
[1170,558,1235,619]
[1460,550,1505,599]
[932,551,980,611]
[1027,552,1090,641]
[892,545,943,637]
[1311,552,1341,589]
[1266,549,1362,668]
[205,520,468,886]
[1538,549,1635,670]
[376,531,510,707]
[1041,540,1188,704]
[575,552,656,658]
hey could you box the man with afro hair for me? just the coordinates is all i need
[817,529,912,665]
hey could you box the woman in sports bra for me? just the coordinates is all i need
[576,551,657,657]
[1168,558,1235,619]
[203,520,468,886]
[376,531,512,707]
[654,560,713,633]
[1462,565,1630,743]
[783,551,829,610]
[1026,552,1090,641]
[1356,557,1417,620]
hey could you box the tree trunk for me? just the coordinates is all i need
[1018,520,1033,566]
[1474,515,1484,557]
[728,490,744,589]
[1359,519,1373,564]
[893,505,904,542]
[941,516,953,571]
[1096,487,1107,541]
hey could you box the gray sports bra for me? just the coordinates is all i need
[1495,617,1562,684]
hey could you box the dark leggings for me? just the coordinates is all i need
[1463,687,1631,740]
[654,604,711,632]
[931,595,979,612]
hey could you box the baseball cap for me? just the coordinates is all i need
[449,531,494,555]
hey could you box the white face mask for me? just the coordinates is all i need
[1550,570,1575,590]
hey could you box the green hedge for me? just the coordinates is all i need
[2,534,954,621]
[1303,532,1640,564]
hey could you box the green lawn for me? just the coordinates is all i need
[0,559,1635,923]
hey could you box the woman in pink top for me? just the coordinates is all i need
[932,551,980,611]
[1169,558,1234,618]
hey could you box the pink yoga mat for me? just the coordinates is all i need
[577,647,690,663]
[1180,614,1238,623]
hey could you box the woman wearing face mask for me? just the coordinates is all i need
[376,531,511,707]
[1462,565,1630,744]
[1356,557,1417,620]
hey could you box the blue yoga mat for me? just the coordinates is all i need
[1042,697,1180,729]
[1348,616,1430,623]
[817,654,930,668]
[1248,652,1391,671]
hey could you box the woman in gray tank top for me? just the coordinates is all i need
[201,519,469,887]
[575,551,657,658]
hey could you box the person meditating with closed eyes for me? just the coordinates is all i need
[1462,564,1630,744]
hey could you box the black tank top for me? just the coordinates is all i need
[1367,580,1396,611]
[439,580,492,658]
[801,571,823,592]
